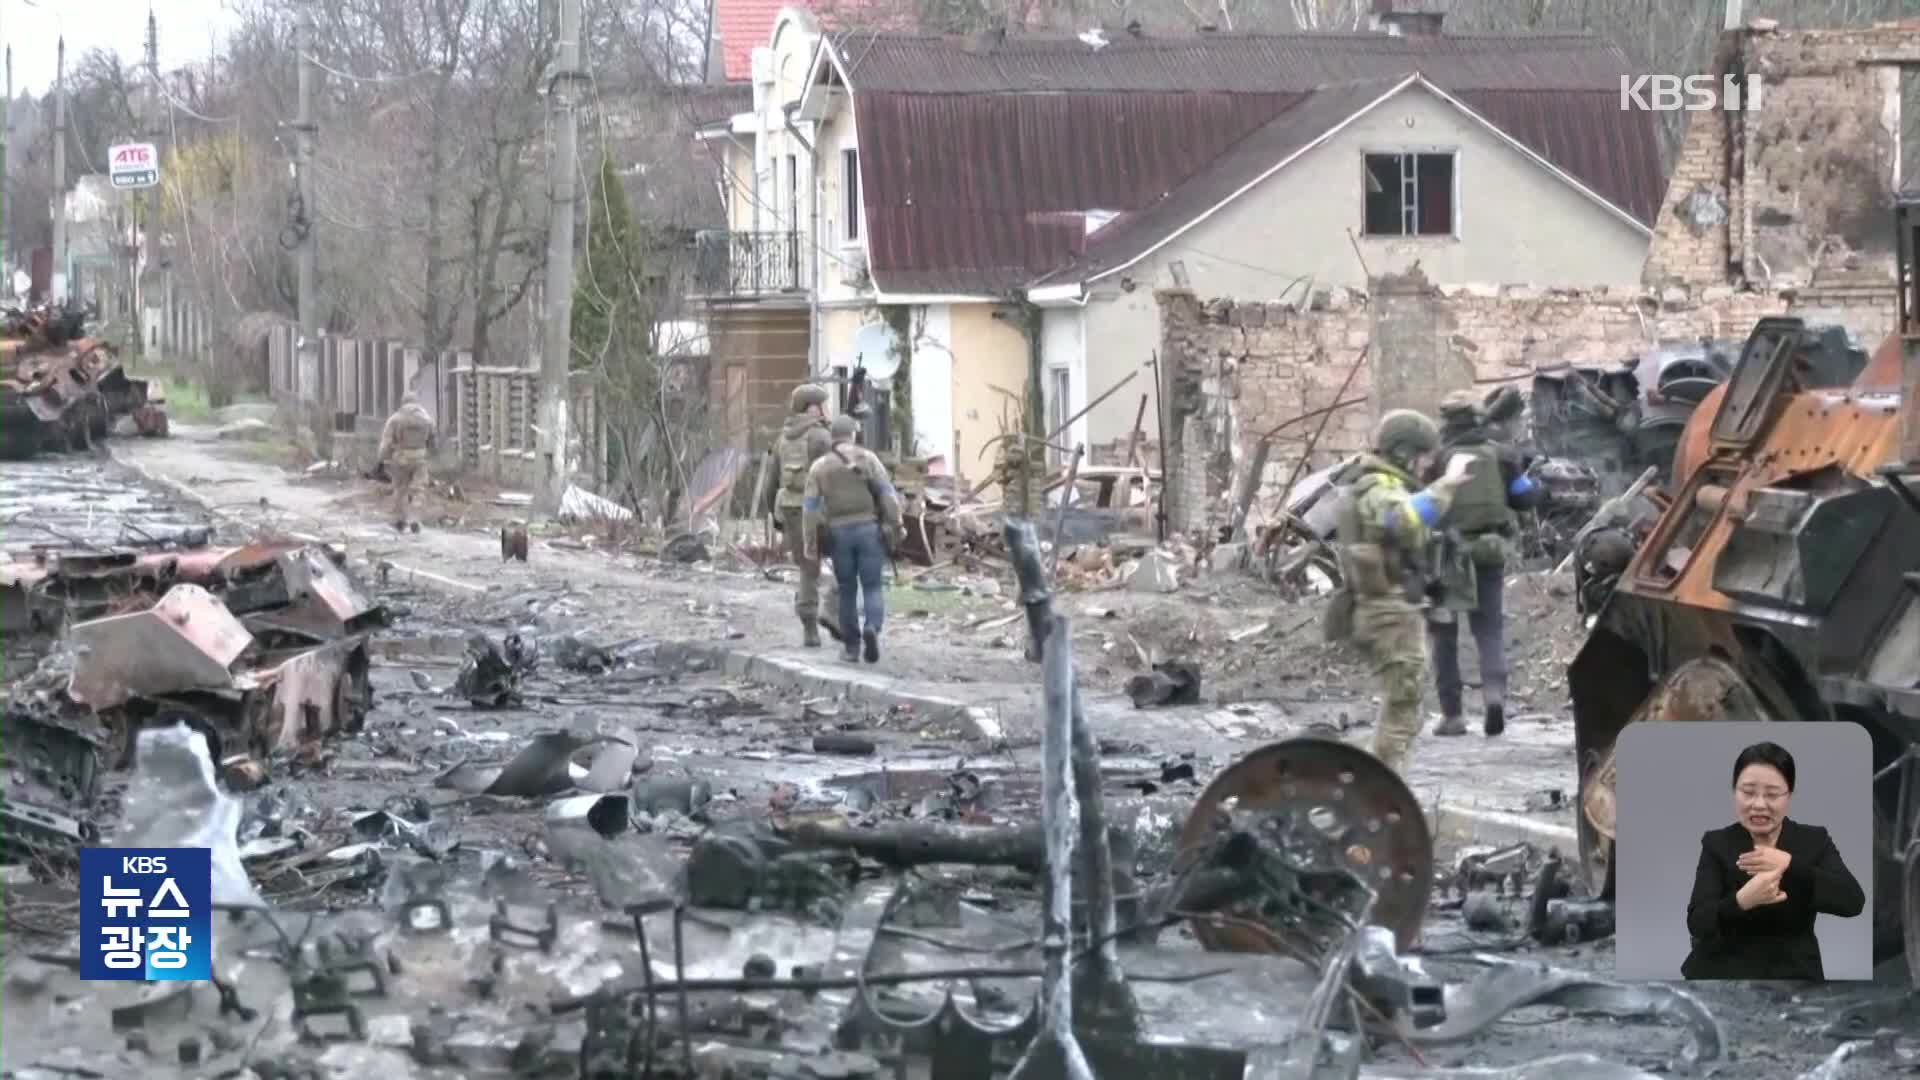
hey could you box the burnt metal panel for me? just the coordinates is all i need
[1711,486,1895,614]
[1711,319,1802,449]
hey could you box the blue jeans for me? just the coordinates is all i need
[829,521,886,640]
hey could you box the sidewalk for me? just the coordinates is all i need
[109,426,1582,853]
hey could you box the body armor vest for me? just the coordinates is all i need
[778,420,827,507]
[1440,440,1511,535]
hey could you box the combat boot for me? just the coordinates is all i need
[802,619,821,648]
[1483,704,1505,737]
[862,629,880,663]
[409,522,421,534]
[392,519,407,534]
[1434,716,1469,736]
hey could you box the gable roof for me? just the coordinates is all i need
[829,31,1664,296]
[712,0,916,83]
[1034,73,1654,289]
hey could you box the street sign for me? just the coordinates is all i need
[108,143,160,190]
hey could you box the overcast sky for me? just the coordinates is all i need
[5,0,236,96]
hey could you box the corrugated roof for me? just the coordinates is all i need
[837,31,1663,295]
[836,31,1635,94]
[1033,76,1413,286]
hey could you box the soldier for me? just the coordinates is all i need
[802,414,903,664]
[1335,409,1480,776]
[775,384,834,646]
[1423,390,1543,738]
[377,391,436,534]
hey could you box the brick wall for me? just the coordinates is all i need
[1156,279,1897,535]
[1643,22,1913,290]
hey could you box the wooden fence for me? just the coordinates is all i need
[262,325,603,490]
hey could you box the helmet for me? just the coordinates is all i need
[789,383,829,413]
[1372,409,1441,460]
[1438,389,1482,423]
[830,414,859,441]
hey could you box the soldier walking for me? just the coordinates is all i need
[803,415,903,664]
[377,392,436,534]
[1424,390,1543,738]
[1334,410,1479,776]
[775,384,834,647]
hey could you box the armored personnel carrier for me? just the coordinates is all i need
[1571,197,1920,981]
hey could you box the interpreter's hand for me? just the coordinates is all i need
[1735,867,1789,911]
[1737,846,1792,877]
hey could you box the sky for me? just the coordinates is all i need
[3,0,236,96]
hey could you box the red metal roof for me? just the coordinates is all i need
[839,31,1664,295]
[712,0,917,83]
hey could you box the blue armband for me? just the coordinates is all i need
[1508,474,1538,499]
[803,496,823,513]
[1408,492,1442,527]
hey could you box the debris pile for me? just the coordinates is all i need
[0,304,169,460]
[1,539,387,861]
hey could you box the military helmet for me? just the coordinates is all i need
[830,414,859,441]
[1372,409,1441,460]
[1438,389,1483,422]
[789,383,829,413]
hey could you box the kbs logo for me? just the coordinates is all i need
[79,847,212,981]
[1619,74,1764,113]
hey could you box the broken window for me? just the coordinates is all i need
[1363,152,1455,237]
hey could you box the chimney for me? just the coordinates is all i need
[1369,0,1449,37]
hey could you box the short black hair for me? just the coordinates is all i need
[1732,741,1796,791]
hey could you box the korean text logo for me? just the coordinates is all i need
[1619,74,1763,113]
[79,848,212,981]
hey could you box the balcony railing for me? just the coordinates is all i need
[694,230,810,296]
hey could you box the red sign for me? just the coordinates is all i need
[109,143,157,170]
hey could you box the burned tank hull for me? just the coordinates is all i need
[1569,305,1920,980]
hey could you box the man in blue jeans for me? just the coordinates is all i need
[802,415,904,663]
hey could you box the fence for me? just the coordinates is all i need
[262,324,604,491]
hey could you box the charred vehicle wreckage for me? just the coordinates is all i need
[1572,196,1920,989]
[0,303,170,460]
[2,540,384,862]
[0,516,1731,1079]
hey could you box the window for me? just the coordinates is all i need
[1362,152,1455,237]
[785,154,798,230]
[842,147,861,242]
[1048,367,1071,468]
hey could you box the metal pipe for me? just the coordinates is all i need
[1006,612,1096,1080]
[1067,675,1138,1026]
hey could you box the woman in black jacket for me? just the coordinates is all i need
[1681,741,1866,980]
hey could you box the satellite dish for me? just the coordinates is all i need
[850,322,901,382]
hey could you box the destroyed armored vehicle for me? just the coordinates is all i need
[1571,200,1920,983]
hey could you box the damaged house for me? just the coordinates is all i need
[692,1,1664,486]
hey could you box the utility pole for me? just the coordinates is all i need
[293,3,318,399]
[51,37,66,306]
[2,45,11,296]
[536,0,583,512]
[133,10,159,360]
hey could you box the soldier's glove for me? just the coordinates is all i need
[771,514,786,532]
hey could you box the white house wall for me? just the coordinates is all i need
[910,304,956,467]
[1077,85,1651,455]
[1040,306,1089,452]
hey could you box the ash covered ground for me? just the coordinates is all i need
[1,444,1915,1079]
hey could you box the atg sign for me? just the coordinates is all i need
[79,847,212,981]
[108,142,160,190]
[1620,74,1763,113]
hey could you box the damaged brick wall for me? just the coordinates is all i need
[1644,22,1912,290]
[1156,280,1896,534]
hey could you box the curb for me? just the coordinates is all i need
[653,641,1007,743]
[1431,803,1578,854]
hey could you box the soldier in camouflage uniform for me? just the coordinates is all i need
[1335,410,1479,776]
[776,384,835,646]
[803,414,903,664]
[1423,390,1544,738]
[377,392,437,534]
